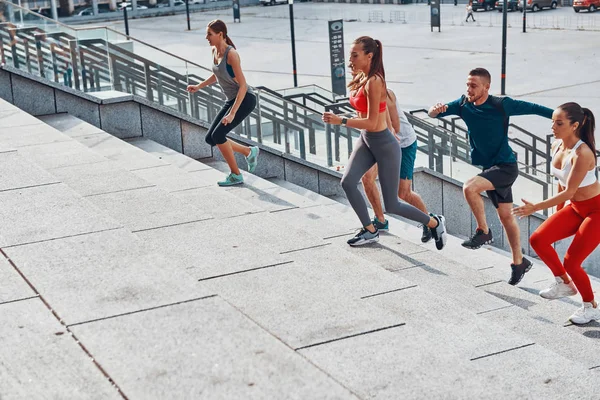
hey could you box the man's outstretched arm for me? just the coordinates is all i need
[503,97,554,119]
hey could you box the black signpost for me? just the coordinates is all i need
[328,19,346,97]
[430,0,441,32]
[232,0,240,23]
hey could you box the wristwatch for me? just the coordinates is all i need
[341,117,348,127]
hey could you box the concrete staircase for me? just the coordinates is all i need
[2,101,600,399]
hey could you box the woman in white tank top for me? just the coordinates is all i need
[514,102,600,324]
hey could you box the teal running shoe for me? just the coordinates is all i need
[217,173,244,187]
[246,146,260,173]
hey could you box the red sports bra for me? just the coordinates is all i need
[349,86,387,114]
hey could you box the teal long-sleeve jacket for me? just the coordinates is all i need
[438,96,553,169]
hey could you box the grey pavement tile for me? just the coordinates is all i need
[70,296,357,400]
[135,214,293,280]
[0,122,70,148]
[482,281,585,326]
[38,113,104,138]
[171,185,265,219]
[0,151,59,192]
[0,184,121,247]
[221,185,299,212]
[3,229,210,325]
[274,244,416,299]
[406,250,502,287]
[0,108,45,128]
[394,266,509,314]
[0,256,35,304]
[471,344,600,399]
[203,260,406,350]
[86,186,212,232]
[481,305,600,369]
[76,134,168,171]
[300,318,600,400]
[50,160,155,197]
[128,138,205,172]
[131,165,212,193]
[16,140,109,170]
[0,298,120,399]
[326,234,426,272]
[269,205,358,240]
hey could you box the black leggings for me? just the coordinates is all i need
[205,92,257,146]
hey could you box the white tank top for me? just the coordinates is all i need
[550,139,597,188]
[388,90,417,148]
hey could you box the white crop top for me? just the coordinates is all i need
[550,139,598,188]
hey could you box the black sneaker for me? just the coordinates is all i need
[347,227,379,247]
[508,257,533,286]
[421,224,432,243]
[429,214,447,250]
[462,228,493,250]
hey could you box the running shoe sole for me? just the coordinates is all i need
[348,236,380,247]
[461,238,493,250]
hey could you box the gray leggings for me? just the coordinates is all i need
[341,129,430,227]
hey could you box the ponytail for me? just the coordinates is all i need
[581,108,597,163]
[225,34,236,49]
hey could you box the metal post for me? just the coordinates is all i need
[288,0,297,87]
[501,0,508,95]
[50,0,59,20]
[123,6,130,37]
[185,0,191,30]
[522,0,527,32]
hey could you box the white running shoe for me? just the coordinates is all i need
[539,277,578,300]
[569,302,600,325]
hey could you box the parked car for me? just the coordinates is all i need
[472,0,497,11]
[118,2,149,10]
[496,0,519,11]
[260,0,287,5]
[156,0,187,7]
[573,0,599,12]
[76,6,113,15]
[518,0,557,11]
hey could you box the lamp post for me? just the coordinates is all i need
[288,0,297,87]
[522,0,527,32]
[121,2,130,37]
[501,0,508,95]
[185,0,190,31]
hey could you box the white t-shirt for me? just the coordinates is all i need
[388,90,417,148]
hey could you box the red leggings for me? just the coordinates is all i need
[529,193,600,303]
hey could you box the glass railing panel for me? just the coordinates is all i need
[0,1,79,81]
[184,62,221,124]
[75,27,112,92]
[101,29,190,113]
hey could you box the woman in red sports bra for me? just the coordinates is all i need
[322,36,447,249]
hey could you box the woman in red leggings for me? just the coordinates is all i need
[513,103,599,325]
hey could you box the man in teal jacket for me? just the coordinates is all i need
[428,67,553,286]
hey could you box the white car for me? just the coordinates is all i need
[260,0,287,5]
[118,2,149,10]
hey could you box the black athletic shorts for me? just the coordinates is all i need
[478,162,519,208]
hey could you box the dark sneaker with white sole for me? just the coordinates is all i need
[508,257,533,286]
[429,214,447,250]
[421,224,432,243]
[462,228,493,249]
[347,227,379,247]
